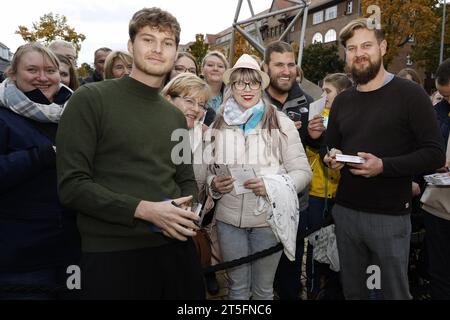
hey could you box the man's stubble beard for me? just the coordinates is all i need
[134,57,172,78]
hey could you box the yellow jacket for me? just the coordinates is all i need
[306,108,340,198]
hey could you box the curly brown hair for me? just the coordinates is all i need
[129,7,181,46]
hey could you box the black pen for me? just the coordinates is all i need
[171,200,180,208]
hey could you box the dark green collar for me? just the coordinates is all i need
[120,76,161,101]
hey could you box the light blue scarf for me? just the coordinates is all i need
[223,97,265,135]
[207,94,223,114]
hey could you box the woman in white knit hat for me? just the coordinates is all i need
[205,54,312,300]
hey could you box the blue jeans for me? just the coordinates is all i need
[216,221,282,300]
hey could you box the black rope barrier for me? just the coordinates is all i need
[202,214,334,274]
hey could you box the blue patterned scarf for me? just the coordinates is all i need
[207,94,223,114]
[223,97,265,135]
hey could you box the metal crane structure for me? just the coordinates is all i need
[228,0,311,68]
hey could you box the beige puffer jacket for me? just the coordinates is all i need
[206,110,312,228]
[421,135,450,220]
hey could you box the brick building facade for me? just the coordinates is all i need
[200,0,426,86]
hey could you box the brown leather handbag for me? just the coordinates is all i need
[192,228,213,268]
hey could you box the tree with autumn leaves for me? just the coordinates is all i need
[189,30,263,69]
[410,2,450,74]
[188,34,210,67]
[16,12,86,56]
[361,0,449,73]
[231,28,262,65]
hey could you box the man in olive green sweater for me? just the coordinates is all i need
[56,8,204,299]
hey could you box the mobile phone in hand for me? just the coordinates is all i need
[214,164,229,177]
[287,111,302,122]
[193,203,205,227]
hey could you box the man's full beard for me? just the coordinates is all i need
[350,55,382,85]
[267,70,295,94]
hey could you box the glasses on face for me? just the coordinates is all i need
[175,96,207,111]
[232,81,261,91]
[174,65,197,74]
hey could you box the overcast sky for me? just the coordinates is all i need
[1,0,272,66]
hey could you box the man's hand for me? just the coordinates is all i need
[212,176,235,194]
[204,196,215,213]
[348,152,383,178]
[243,178,267,196]
[323,148,344,170]
[435,159,450,173]
[134,195,200,241]
[308,115,326,139]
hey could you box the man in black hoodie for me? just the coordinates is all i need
[263,40,326,300]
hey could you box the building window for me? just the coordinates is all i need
[325,29,337,43]
[313,11,323,25]
[346,1,353,15]
[312,33,323,43]
[406,55,413,66]
[325,5,338,21]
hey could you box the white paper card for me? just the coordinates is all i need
[308,96,327,121]
[335,154,366,164]
[424,172,450,185]
[228,167,257,195]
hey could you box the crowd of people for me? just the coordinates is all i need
[0,7,449,301]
